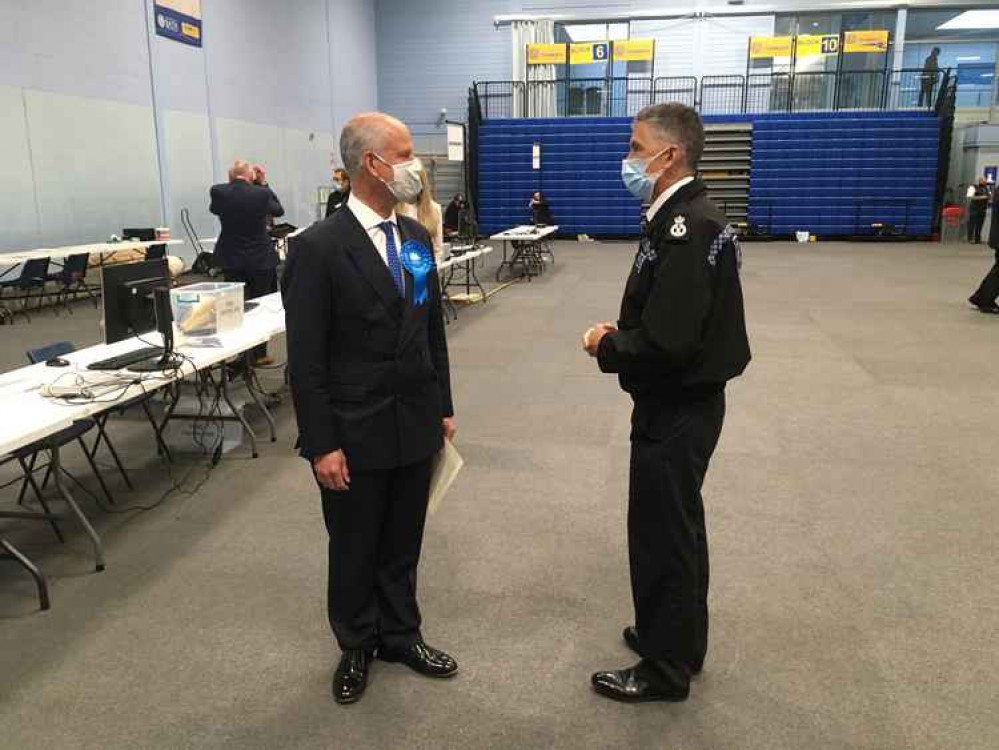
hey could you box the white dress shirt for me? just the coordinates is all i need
[347,192,404,282]
[646,175,695,223]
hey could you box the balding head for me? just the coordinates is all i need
[228,160,254,182]
[339,113,410,177]
[338,112,415,216]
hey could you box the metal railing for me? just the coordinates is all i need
[475,68,955,119]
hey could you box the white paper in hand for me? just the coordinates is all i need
[428,438,463,516]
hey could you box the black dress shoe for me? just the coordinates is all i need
[969,297,999,314]
[591,659,690,703]
[378,640,458,678]
[622,626,702,676]
[332,648,373,704]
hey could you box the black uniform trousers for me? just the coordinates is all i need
[629,392,725,671]
[971,248,999,308]
[224,268,277,359]
[968,211,986,244]
[319,457,433,652]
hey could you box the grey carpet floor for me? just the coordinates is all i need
[0,239,997,749]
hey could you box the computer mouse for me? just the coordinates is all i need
[46,357,70,367]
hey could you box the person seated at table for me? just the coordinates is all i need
[444,193,467,237]
[210,159,284,366]
[326,168,351,217]
[529,191,554,226]
[396,168,445,265]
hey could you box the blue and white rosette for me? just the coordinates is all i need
[400,240,434,305]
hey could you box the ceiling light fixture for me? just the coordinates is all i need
[938,10,999,31]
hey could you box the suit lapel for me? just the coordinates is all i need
[340,208,403,320]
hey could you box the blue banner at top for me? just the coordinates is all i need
[154,3,202,47]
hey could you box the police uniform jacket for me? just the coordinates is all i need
[597,177,750,402]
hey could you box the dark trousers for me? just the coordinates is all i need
[320,457,433,651]
[971,249,999,308]
[224,268,277,359]
[918,81,935,108]
[628,392,725,670]
[968,212,986,244]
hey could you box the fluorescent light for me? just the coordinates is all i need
[956,56,982,62]
[938,10,999,30]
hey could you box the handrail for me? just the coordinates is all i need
[473,68,960,119]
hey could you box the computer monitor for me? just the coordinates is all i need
[122,227,157,242]
[101,259,169,345]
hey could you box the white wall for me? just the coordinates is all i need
[0,0,377,259]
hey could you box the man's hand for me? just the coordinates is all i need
[313,449,350,492]
[443,417,457,441]
[582,322,617,357]
[253,165,268,186]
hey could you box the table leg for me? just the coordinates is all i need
[221,363,259,458]
[50,445,105,572]
[0,537,50,610]
[242,352,276,444]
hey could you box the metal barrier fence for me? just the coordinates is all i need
[475,69,951,119]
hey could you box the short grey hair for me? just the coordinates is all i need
[339,113,402,176]
[636,103,704,171]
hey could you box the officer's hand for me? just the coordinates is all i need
[314,449,350,492]
[582,322,617,357]
[443,417,457,441]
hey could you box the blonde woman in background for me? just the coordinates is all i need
[396,168,444,265]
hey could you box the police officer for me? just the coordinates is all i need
[582,103,750,703]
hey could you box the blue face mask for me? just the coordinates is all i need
[621,147,669,203]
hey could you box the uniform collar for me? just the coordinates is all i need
[646,175,696,223]
[347,191,398,231]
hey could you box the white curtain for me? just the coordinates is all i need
[512,19,557,118]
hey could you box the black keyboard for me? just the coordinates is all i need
[87,346,163,371]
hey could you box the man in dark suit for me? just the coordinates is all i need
[210,160,284,364]
[325,168,351,217]
[968,186,999,314]
[919,47,940,108]
[285,112,458,705]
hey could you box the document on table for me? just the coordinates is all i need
[428,438,463,516]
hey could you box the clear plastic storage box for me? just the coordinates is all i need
[170,282,244,338]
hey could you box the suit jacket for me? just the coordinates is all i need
[285,207,454,472]
[325,189,350,218]
[210,180,284,271]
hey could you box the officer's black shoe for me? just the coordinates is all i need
[378,640,458,678]
[591,659,690,703]
[622,626,703,676]
[332,648,374,704]
[968,297,999,314]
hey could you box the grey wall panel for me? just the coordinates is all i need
[203,0,333,131]
[164,110,215,261]
[26,91,161,247]
[282,127,338,226]
[0,0,152,107]
[376,0,511,136]
[0,86,40,253]
[330,0,379,140]
[155,35,210,114]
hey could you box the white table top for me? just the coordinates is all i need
[438,245,493,272]
[0,292,285,456]
[490,225,559,241]
[0,239,184,265]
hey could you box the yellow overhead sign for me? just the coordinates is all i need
[844,30,890,54]
[570,41,611,65]
[796,34,840,58]
[613,38,655,62]
[527,43,566,65]
[749,36,793,59]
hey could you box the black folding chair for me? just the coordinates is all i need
[47,253,97,314]
[0,257,51,322]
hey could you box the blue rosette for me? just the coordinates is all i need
[400,240,435,305]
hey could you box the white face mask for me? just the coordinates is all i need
[374,154,423,204]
